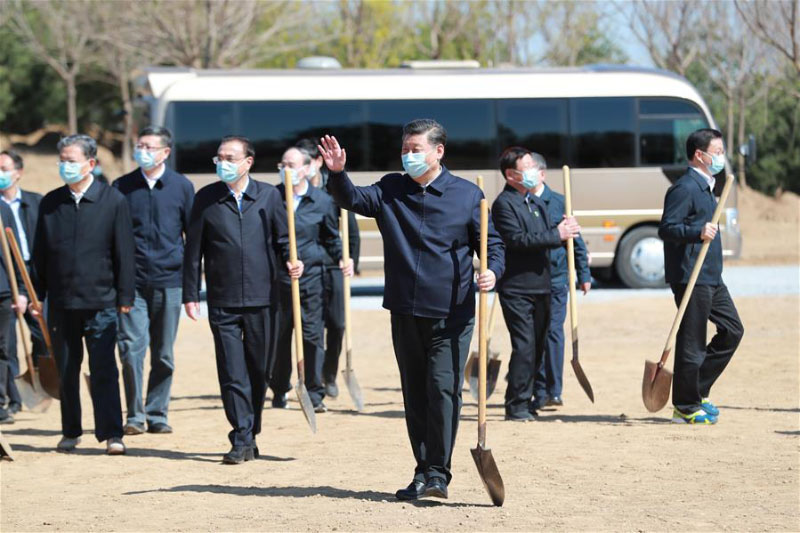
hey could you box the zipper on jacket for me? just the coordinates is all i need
[238,207,245,306]
[411,188,426,314]
[147,188,154,282]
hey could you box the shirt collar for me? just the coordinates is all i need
[1,188,22,205]
[689,165,716,191]
[416,166,450,195]
[69,176,95,201]
[141,164,167,184]
[227,175,250,198]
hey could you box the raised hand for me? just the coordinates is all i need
[318,135,347,172]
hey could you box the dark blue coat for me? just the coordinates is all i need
[658,168,723,286]
[329,167,505,319]
[539,185,591,288]
[113,167,194,289]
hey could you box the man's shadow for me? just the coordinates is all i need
[8,443,294,463]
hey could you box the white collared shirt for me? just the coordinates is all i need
[227,176,250,211]
[420,167,443,190]
[293,180,309,206]
[690,165,716,193]
[141,164,166,190]
[70,176,94,205]
[2,188,30,261]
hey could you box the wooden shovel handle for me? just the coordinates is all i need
[477,198,488,446]
[660,174,735,364]
[340,208,352,363]
[0,222,37,381]
[284,171,305,374]
[5,228,54,360]
[562,166,579,334]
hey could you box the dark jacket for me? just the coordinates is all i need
[275,182,341,283]
[329,167,505,319]
[33,179,136,309]
[113,167,195,289]
[320,187,360,272]
[183,178,290,308]
[539,185,591,288]
[492,185,562,294]
[15,189,42,261]
[0,201,27,299]
[659,168,723,286]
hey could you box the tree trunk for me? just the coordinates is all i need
[736,88,748,188]
[120,68,134,173]
[725,87,735,157]
[66,74,78,135]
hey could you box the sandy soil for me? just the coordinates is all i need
[1,291,797,532]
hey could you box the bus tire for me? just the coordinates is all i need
[615,226,666,289]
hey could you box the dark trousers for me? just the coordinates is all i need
[321,266,345,382]
[270,272,326,405]
[671,283,743,413]
[0,298,14,407]
[7,304,47,408]
[49,307,123,442]
[544,284,569,398]
[208,305,277,447]
[390,313,474,485]
[499,290,551,414]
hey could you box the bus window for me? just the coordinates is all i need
[170,101,236,174]
[366,100,495,171]
[497,99,568,167]
[639,98,707,166]
[570,97,636,168]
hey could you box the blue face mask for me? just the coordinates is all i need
[59,161,86,184]
[0,170,14,190]
[521,168,539,189]
[134,148,159,170]
[401,152,430,178]
[704,152,725,175]
[216,160,242,183]
[279,166,303,186]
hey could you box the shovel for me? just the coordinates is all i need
[6,228,59,400]
[284,169,317,433]
[467,293,501,401]
[0,428,14,461]
[470,198,505,507]
[340,208,364,412]
[0,218,51,412]
[563,166,594,403]
[643,174,734,412]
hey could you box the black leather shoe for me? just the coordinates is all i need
[272,393,288,409]
[423,477,448,499]
[395,480,426,501]
[546,396,563,407]
[8,403,21,415]
[222,445,255,465]
[313,402,328,413]
[505,410,535,422]
[147,422,173,434]
[530,394,549,412]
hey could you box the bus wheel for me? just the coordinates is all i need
[615,226,666,288]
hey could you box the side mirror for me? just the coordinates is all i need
[739,134,757,166]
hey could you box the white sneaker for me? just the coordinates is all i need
[106,437,126,455]
[57,436,81,452]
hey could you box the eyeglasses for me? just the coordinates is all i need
[277,163,306,170]
[135,144,166,151]
[213,156,248,165]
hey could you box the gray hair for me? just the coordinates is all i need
[285,146,311,165]
[530,151,547,170]
[57,134,97,160]
[402,118,447,147]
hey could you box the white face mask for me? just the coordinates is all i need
[280,166,305,186]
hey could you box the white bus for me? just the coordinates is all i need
[137,63,742,288]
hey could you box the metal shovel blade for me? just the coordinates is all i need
[642,360,672,412]
[571,358,595,403]
[15,371,52,413]
[37,356,60,400]
[470,444,505,507]
[295,381,317,434]
[464,352,476,388]
[342,363,364,412]
[0,429,14,461]
[468,349,500,401]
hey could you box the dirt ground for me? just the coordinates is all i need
[1,291,797,532]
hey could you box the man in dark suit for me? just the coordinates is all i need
[31,134,135,455]
[294,139,360,400]
[319,119,505,501]
[113,126,195,436]
[0,150,45,416]
[659,128,744,425]
[491,147,581,421]
[183,136,303,464]
[269,146,349,413]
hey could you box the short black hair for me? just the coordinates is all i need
[139,126,173,148]
[686,128,723,160]
[220,135,255,158]
[0,150,23,170]
[499,146,531,176]
[402,118,447,147]
[295,138,320,159]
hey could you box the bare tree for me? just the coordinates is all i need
[5,0,95,134]
[536,1,625,66]
[735,0,800,75]
[626,0,701,76]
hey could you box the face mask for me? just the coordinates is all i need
[402,151,430,178]
[134,148,159,170]
[91,165,103,177]
[59,161,86,184]
[307,165,317,180]
[280,166,303,186]
[703,152,725,175]
[0,170,14,190]
[520,169,539,189]
[216,160,241,183]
